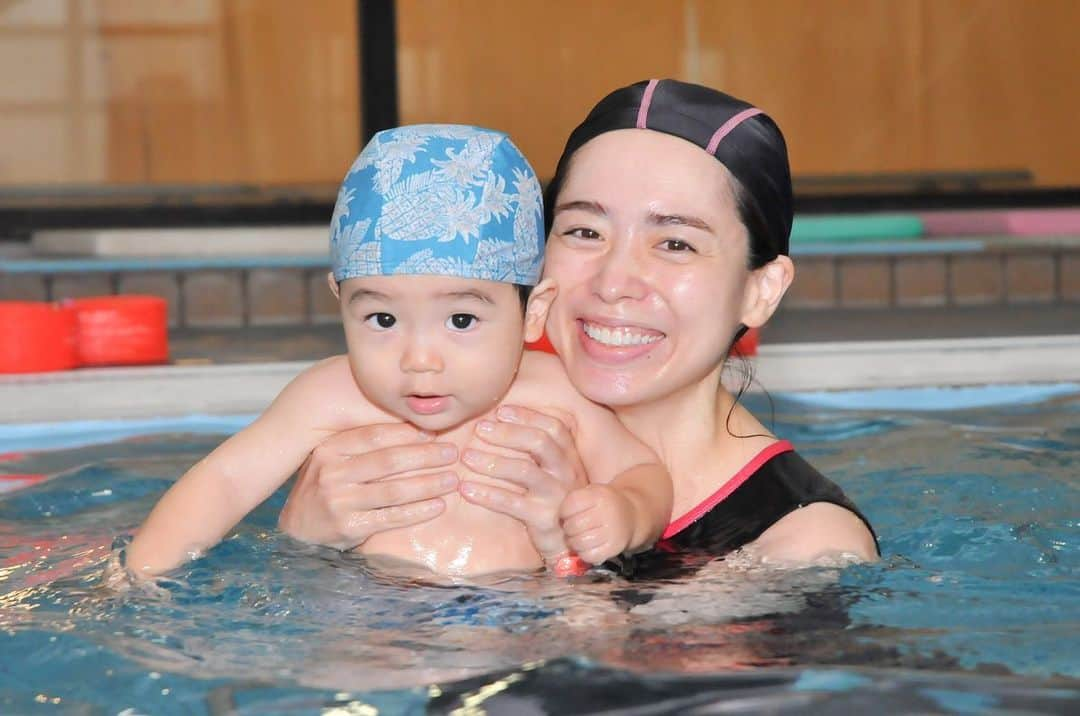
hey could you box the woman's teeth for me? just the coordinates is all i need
[582,321,662,347]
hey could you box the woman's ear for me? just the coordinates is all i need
[523,278,558,342]
[326,272,340,300]
[740,255,794,328]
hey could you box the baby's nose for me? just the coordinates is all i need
[400,337,444,373]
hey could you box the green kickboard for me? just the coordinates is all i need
[791,214,925,243]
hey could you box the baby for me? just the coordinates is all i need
[125,125,672,578]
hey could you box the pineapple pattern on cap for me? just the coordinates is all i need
[330,124,544,286]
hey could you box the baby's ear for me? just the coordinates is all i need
[523,278,558,342]
[326,272,340,299]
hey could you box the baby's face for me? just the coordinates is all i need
[338,274,531,432]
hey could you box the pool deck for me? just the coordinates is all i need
[2,303,1078,423]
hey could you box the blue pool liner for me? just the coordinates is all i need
[1,384,1077,453]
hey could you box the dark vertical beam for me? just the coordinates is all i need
[358,0,400,143]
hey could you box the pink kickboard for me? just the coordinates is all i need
[1005,209,1080,236]
[919,211,1009,236]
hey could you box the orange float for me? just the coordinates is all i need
[0,301,77,373]
[64,295,169,367]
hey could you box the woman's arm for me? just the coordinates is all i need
[748,503,879,564]
[278,423,460,550]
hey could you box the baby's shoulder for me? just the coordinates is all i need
[515,350,574,392]
[508,351,595,419]
[272,355,383,430]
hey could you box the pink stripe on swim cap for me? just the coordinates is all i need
[635,79,660,129]
[705,107,764,154]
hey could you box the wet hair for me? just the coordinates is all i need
[544,79,793,271]
[515,283,532,313]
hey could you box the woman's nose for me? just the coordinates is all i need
[400,335,443,373]
[590,244,649,303]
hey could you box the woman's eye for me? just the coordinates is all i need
[364,312,396,329]
[660,239,696,253]
[565,227,600,240]
[447,313,478,331]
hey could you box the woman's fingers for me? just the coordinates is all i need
[494,405,577,450]
[457,481,531,522]
[472,419,584,490]
[460,449,564,501]
[352,471,460,511]
[346,497,448,535]
[314,439,459,487]
[459,480,567,559]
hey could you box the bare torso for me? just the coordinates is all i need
[310,352,583,575]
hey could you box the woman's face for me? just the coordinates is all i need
[543,129,755,407]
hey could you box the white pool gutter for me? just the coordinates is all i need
[1,334,1078,424]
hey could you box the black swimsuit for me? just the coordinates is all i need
[611,440,878,579]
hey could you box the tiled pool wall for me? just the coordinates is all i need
[2,239,1079,328]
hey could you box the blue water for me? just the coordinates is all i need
[0,385,1077,714]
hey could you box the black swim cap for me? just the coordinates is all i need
[546,79,793,265]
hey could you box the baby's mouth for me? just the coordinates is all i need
[405,394,451,415]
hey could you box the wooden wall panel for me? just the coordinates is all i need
[694,0,926,177]
[98,0,359,185]
[1,0,1076,189]
[397,0,1078,186]
[921,0,1080,186]
[221,0,360,185]
[397,0,686,179]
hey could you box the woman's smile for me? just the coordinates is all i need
[577,318,665,362]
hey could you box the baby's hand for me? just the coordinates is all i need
[559,484,635,565]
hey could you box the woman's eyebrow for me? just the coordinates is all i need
[553,199,607,216]
[647,211,714,233]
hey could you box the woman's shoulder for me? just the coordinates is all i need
[664,445,878,560]
[740,449,879,563]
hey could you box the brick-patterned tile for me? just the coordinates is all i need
[309,271,341,325]
[51,274,113,300]
[183,271,243,327]
[839,258,891,308]
[951,256,1003,305]
[0,275,47,301]
[896,257,947,307]
[1063,254,1080,302]
[1005,254,1055,304]
[250,269,305,326]
[787,258,836,308]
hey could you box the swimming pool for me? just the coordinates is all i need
[1,385,1077,714]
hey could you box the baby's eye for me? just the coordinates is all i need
[364,312,396,329]
[447,313,478,331]
[565,227,601,240]
[660,239,696,253]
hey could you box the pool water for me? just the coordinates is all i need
[0,386,1077,714]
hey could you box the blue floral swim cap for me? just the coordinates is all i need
[330,124,544,286]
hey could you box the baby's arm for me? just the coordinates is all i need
[560,400,673,565]
[124,358,357,577]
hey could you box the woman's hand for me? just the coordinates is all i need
[457,406,588,563]
[278,423,460,551]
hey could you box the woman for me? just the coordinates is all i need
[279,79,878,567]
